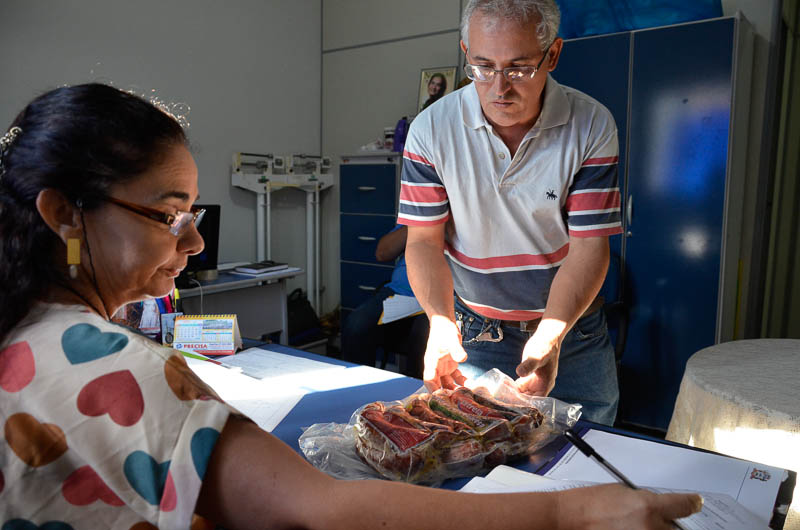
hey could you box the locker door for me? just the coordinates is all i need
[621,18,735,429]
[553,32,631,351]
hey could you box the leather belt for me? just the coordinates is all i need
[498,296,605,332]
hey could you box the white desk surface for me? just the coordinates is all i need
[189,345,795,529]
[178,267,303,297]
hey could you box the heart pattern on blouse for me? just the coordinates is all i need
[123,451,176,511]
[0,341,36,392]
[77,370,144,427]
[164,355,218,402]
[190,427,220,480]
[61,323,128,365]
[62,465,124,506]
[4,413,68,467]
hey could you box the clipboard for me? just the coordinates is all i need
[535,426,795,528]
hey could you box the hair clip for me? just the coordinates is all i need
[0,126,23,176]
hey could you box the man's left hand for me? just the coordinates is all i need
[514,319,565,396]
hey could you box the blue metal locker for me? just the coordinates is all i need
[621,18,736,429]
[553,32,631,309]
[552,17,747,430]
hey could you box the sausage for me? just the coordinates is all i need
[407,397,474,434]
[354,387,554,483]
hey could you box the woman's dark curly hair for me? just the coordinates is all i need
[0,83,187,344]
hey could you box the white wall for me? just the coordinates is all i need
[321,0,783,333]
[1,0,780,327]
[720,0,783,337]
[0,0,321,297]
[321,0,463,314]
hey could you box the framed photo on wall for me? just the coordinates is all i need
[418,66,457,112]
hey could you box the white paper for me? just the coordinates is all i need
[185,356,303,432]
[221,347,346,380]
[544,429,782,524]
[185,348,406,431]
[298,364,406,391]
[487,464,596,489]
[462,467,769,530]
[379,294,424,324]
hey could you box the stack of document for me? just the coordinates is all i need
[379,294,424,324]
[460,427,783,530]
[233,260,288,275]
[462,466,768,529]
[542,429,783,525]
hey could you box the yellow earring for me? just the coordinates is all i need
[67,238,80,279]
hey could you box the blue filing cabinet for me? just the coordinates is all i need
[553,16,752,430]
[339,153,401,320]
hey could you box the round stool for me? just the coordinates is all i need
[667,339,800,529]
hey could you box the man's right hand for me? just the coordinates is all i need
[423,315,468,391]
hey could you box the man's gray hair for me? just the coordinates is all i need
[460,0,561,51]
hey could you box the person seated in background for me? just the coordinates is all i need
[341,225,428,378]
[0,82,701,529]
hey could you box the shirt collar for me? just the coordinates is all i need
[461,73,570,132]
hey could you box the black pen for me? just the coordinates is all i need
[563,429,691,530]
[564,428,638,489]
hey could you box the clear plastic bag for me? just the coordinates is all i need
[299,369,581,486]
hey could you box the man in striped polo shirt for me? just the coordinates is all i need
[399,0,622,425]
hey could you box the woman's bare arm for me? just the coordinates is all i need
[196,416,701,530]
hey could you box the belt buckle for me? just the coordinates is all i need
[519,320,530,332]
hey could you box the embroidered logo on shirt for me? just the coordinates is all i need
[546,189,558,200]
[750,468,771,482]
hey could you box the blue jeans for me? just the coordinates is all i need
[454,296,619,425]
[341,287,428,378]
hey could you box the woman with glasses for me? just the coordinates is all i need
[0,83,700,529]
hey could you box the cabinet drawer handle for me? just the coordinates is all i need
[357,236,377,241]
[357,186,377,191]
[358,285,377,291]
[626,195,634,227]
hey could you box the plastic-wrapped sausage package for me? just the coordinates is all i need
[299,369,581,485]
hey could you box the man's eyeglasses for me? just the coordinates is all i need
[464,41,553,83]
[103,196,205,236]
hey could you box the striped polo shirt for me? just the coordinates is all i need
[398,75,622,320]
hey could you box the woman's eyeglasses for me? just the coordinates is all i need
[102,196,205,236]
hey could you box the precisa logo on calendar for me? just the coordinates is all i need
[750,468,771,482]
[174,343,209,350]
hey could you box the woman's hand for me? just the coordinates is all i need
[558,484,703,530]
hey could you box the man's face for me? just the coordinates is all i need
[461,12,561,132]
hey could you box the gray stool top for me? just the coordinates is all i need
[686,339,800,422]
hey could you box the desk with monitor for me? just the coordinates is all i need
[179,268,302,344]
[173,203,303,344]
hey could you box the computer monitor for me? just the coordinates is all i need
[176,204,220,287]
